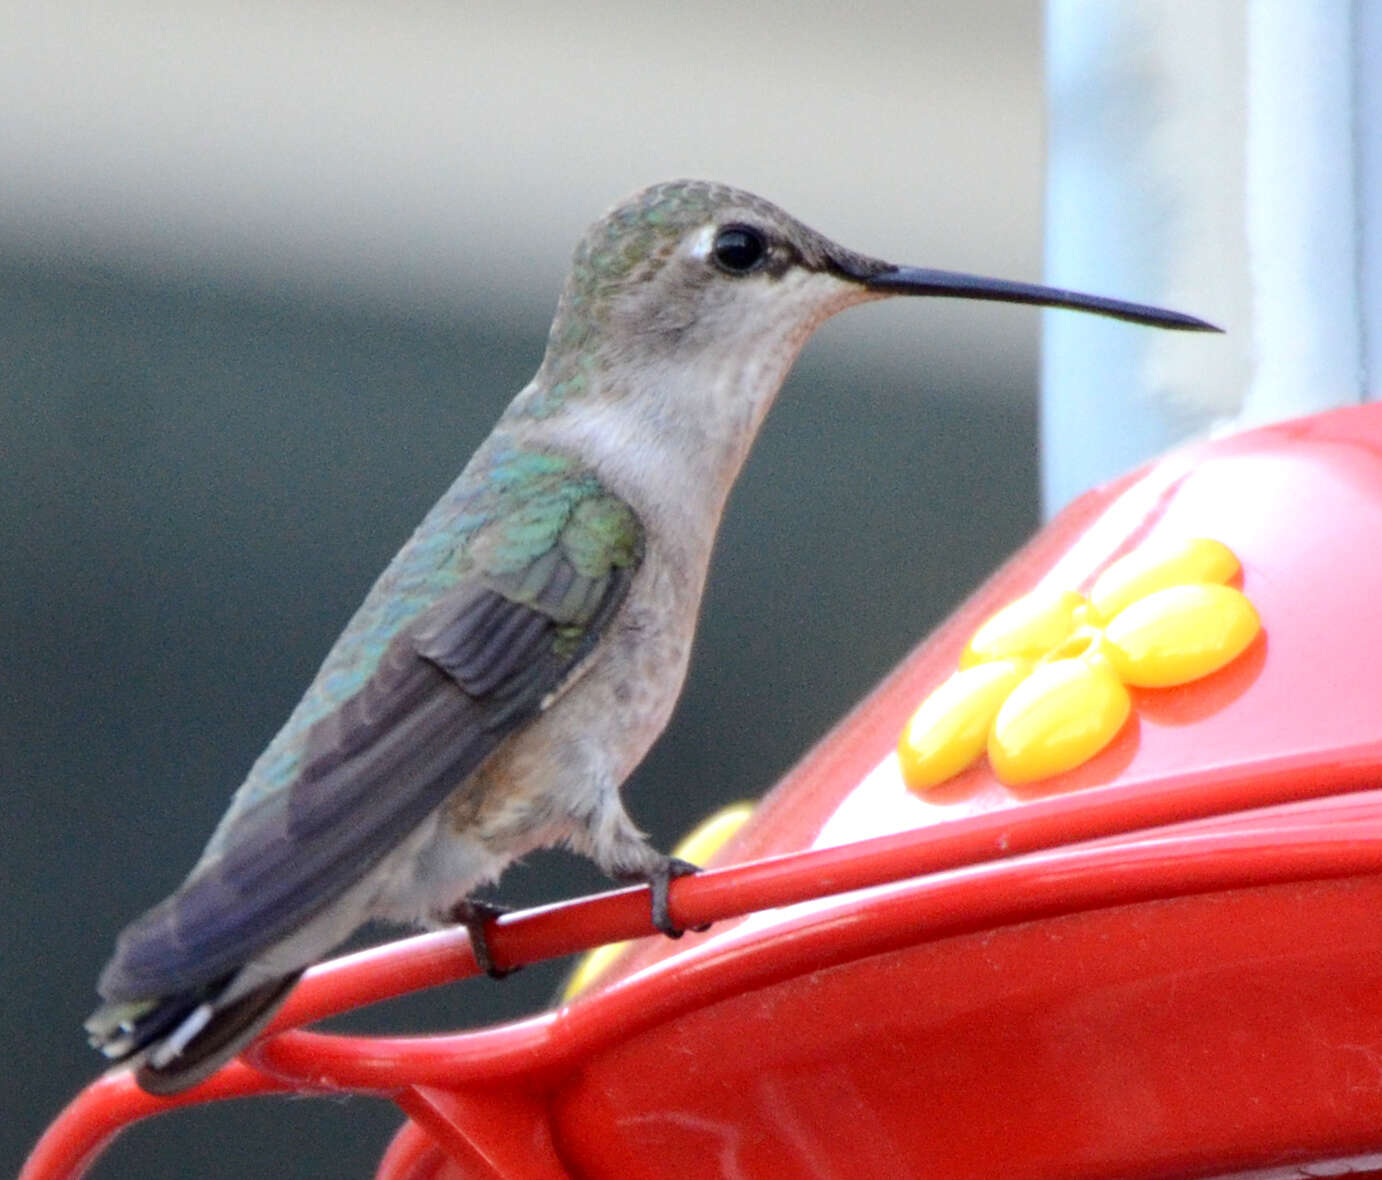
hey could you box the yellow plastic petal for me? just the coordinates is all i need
[988,656,1131,785]
[560,802,755,1002]
[1104,582,1260,688]
[561,941,630,1003]
[899,659,1032,791]
[960,589,1088,669]
[1089,537,1240,622]
[669,801,757,866]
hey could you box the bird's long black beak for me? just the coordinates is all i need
[836,259,1222,333]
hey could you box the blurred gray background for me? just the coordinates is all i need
[4,2,1048,1175]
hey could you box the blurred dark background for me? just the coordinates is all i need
[4,3,1045,1175]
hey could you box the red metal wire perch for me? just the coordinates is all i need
[24,751,1382,1180]
[253,818,1382,1095]
[22,1064,294,1180]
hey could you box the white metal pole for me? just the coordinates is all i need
[1042,0,1379,516]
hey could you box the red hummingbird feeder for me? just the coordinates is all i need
[25,401,1382,1179]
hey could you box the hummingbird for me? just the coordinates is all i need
[85,179,1218,1095]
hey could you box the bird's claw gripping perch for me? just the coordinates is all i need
[622,856,709,940]
[449,898,520,979]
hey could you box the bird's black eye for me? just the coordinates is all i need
[712,225,767,274]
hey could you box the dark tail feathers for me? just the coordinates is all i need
[89,972,302,1096]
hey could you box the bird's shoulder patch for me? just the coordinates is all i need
[413,469,643,708]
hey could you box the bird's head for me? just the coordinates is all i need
[543,178,1217,382]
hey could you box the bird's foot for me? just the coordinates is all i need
[449,898,519,979]
[617,856,709,939]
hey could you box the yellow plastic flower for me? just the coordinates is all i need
[899,537,1260,789]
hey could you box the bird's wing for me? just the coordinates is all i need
[98,484,643,1001]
